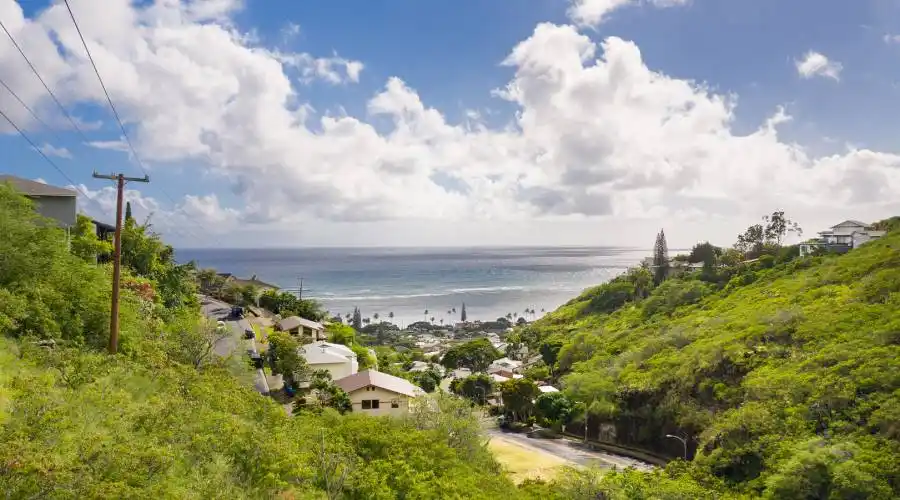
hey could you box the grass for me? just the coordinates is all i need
[487,436,569,484]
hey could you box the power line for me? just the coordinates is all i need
[0,18,92,144]
[62,0,225,247]
[0,75,70,145]
[0,105,90,199]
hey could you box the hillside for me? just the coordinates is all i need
[0,183,519,499]
[518,229,900,498]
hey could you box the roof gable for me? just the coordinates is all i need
[832,220,870,229]
[1,175,76,197]
[335,370,424,397]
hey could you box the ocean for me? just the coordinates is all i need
[175,246,649,327]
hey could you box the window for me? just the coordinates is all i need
[372,399,380,409]
[361,399,380,410]
[391,399,400,409]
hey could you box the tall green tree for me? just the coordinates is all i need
[268,331,309,389]
[69,214,112,263]
[440,338,501,372]
[124,201,133,222]
[652,229,669,285]
[461,302,467,322]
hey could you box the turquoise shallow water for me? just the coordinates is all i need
[176,246,649,326]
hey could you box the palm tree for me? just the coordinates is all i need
[430,316,435,325]
[506,312,513,320]
[439,318,444,326]
[388,311,394,323]
[424,309,429,323]
[373,312,380,323]
[363,317,371,325]
[452,307,456,313]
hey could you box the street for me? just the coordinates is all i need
[200,295,270,395]
[485,428,654,471]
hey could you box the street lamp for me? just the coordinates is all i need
[665,434,688,459]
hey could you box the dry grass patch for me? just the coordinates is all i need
[488,437,569,483]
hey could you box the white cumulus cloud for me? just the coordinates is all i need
[796,51,843,81]
[36,143,72,158]
[1,0,898,247]
[567,0,689,27]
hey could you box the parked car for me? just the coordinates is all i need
[231,306,244,319]
[244,328,254,339]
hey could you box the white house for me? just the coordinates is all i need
[300,341,358,381]
[335,370,425,417]
[538,385,560,394]
[799,220,886,257]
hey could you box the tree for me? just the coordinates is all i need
[327,322,356,345]
[540,340,564,373]
[440,338,501,372]
[124,201,133,222]
[373,312,380,323]
[450,374,495,404]
[499,378,539,422]
[688,242,720,268]
[165,316,230,369]
[763,210,802,245]
[412,368,442,393]
[461,302,467,322]
[352,307,362,330]
[535,392,575,429]
[69,214,112,263]
[653,229,670,285]
[268,331,309,389]
[625,266,653,300]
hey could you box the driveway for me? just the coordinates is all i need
[200,295,270,395]
[486,428,653,471]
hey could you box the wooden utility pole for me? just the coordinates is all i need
[92,171,149,354]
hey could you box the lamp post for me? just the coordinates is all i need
[665,434,688,459]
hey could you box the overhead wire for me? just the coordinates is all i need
[0,105,91,200]
[60,0,226,246]
[0,18,93,144]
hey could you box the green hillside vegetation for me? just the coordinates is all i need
[514,222,900,498]
[0,183,518,499]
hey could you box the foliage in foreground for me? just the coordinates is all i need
[0,184,517,499]
[518,224,900,498]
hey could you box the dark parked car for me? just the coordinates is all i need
[244,328,255,339]
[231,306,244,319]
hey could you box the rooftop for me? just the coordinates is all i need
[335,369,424,397]
[1,175,76,197]
[277,316,324,332]
[299,341,356,365]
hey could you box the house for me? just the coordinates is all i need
[799,220,886,257]
[300,341,358,381]
[277,316,326,341]
[488,357,523,378]
[538,385,560,394]
[334,370,425,416]
[450,368,472,380]
[1,175,76,227]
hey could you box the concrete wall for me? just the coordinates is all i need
[32,196,76,228]
[348,386,411,417]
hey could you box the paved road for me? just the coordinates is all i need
[486,428,654,471]
[200,295,270,395]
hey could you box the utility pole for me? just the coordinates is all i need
[92,171,149,354]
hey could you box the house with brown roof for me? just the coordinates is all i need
[334,370,425,416]
[1,175,76,227]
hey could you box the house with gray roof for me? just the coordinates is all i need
[1,175,76,227]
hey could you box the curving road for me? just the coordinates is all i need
[486,428,654,471]
[200,295,270,395]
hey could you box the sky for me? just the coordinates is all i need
[1,0,900,249]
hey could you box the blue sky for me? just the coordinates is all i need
[2,0,900,247]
